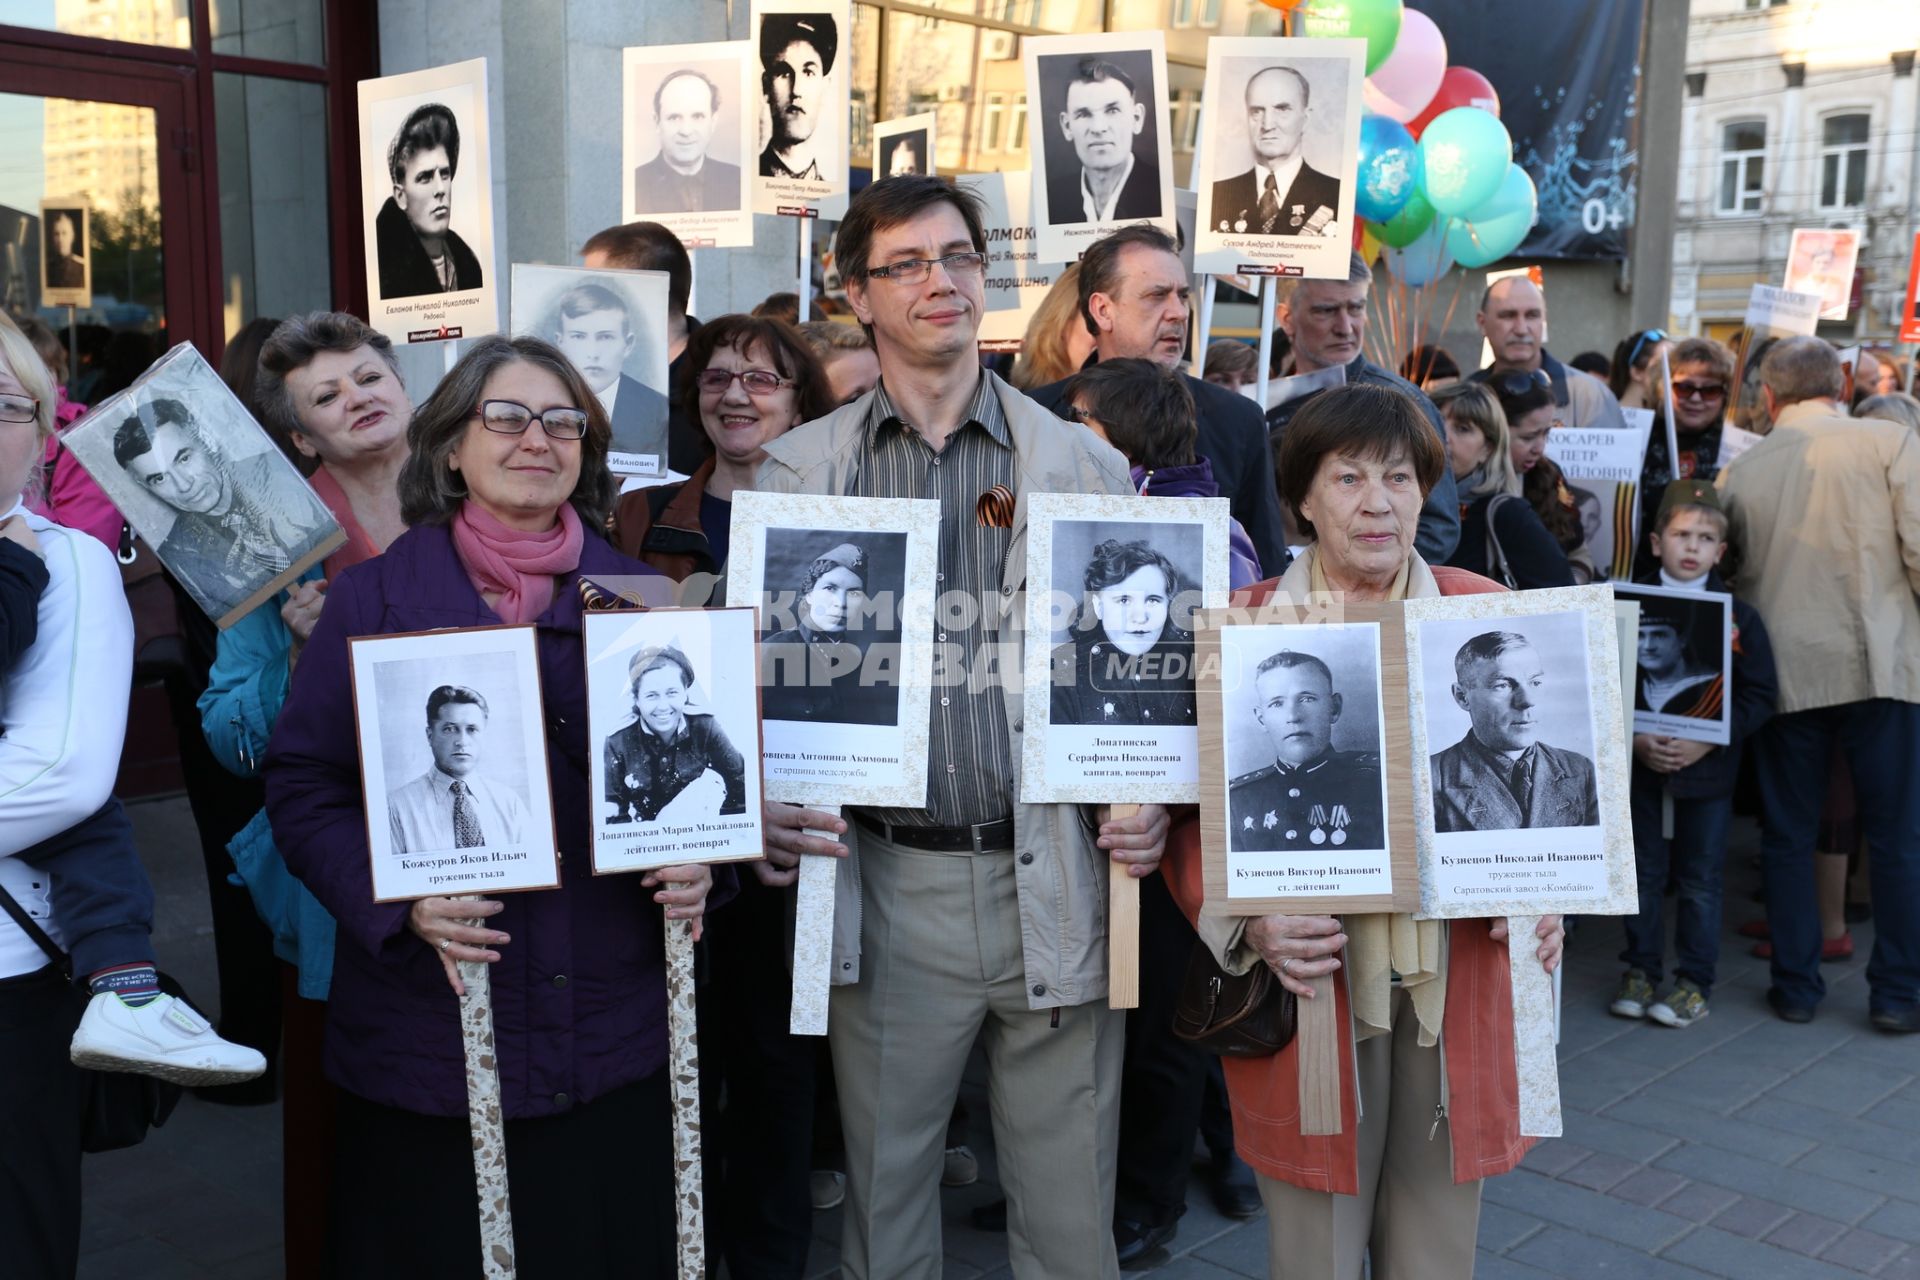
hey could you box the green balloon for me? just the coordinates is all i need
[1299,0,1405,75]
[1373,190,1433,248]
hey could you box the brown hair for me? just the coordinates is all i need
[834,174,986,288]
[14,316,65,383]
[1010,262,1085,390]
[678,314,834,436]
[1064,357,1196,470]
[1203,339,1258,384]
[255,312,399,473]
[1665,335,1734,386]
[1522,455,1584,552]
[397,335,616,530]
[1077,224,1179,338]
[580,222,692,319]
[1274,383,1445,542]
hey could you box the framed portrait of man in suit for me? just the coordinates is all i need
[1193,37,1365,282]
[622,41,756,249]
[509,263,672,480]
[39,200,91,308]
[348,625,561,902]
[1025,30,1176,265]
[1403,585,1636,918]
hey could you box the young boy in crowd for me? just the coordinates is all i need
[0,513,264,1085]
[1064,357,1262,586]
[1611,480,1777,1027]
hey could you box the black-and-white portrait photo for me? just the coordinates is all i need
[756,8,839,183]
[1615,583,1733,746]
[376,102,484,300]
[1420,616,1601,834]
[759,529,906,727]
[1209,61,1344,237]
[510,264,671,476]
[1222,632,1387,856]
[585,609,765,871]
[882,129,927,177]
[1037,50,1163,226]
[350,627,559,900]
[634,64,744,214]
[40,202,89,301]
[1047,523,1204,729]
[62,343,343,627]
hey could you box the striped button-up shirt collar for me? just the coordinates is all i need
[865,373,1010,454]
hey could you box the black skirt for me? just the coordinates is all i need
[326,1070,676,1279]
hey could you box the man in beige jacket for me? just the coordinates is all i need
[754,174,1171,1278]
[1716,335,1920,1035]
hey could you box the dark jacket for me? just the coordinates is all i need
[607,372,671,465]
[1130,458,1263,588]
[610,455,721,594]
[666,319,705,475]
[632,153,743,215]
[374,197,484,301]
[1209,163,1342,236]
[1632,415,1725,578]
[1448,489,1575,591]
[0,538,49,668]
[1048,626,1197,728]
[760,626,897,726]
[261,522,710,1119]
[1030,369,1291,575]
[603,711,746,823]
[1265,354,1461,564]
[1629,568,1777,801]
[1045,155,1163,223]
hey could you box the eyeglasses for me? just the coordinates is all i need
[696,368,792,396]
[1626,328,1667,368]
[864,251,988,285]
[473,399,589,440]
[1493,369,1552,398]
[0,394,39,424]
[1672,380,1727,402]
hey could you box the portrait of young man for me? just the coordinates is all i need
[1210,64,1341,237]
[1228,646,1385,853]
[758,12,838,182]
[43,208,86,290]
[550,281,669,461]
[387,685,531,855]
[634,68,742,214]
[1428,628,1600,833]
[1044,55,1163,225]
[375,102,485,300]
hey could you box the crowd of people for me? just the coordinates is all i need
[1,171,1916,1280]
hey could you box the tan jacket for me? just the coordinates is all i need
[1716,399,1920,713]
[755,371,1134,1009]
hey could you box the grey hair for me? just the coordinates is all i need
[1453,630,1535,684]
[1274,250,1373,308]
[397,334,617,530]
[1856,392,1920,434]
[256,311,401,443]
[1758,335,1844,407]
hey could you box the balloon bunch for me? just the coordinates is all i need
[1282,0,1539,280]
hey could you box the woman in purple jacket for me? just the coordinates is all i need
[263,335,713,1278]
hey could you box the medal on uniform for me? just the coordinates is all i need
[1308,804,1327,845]
[1263,809,1279,830]
[1290,204,1304,229]
[1330,804,1350,846]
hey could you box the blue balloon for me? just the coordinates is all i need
[1382,218,1454,288]
[1443,164,1539,268]
[1355,114,1423,224]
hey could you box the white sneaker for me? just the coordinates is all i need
[71,991,268,1087]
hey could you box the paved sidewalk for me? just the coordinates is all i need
[80,800,1919,1278]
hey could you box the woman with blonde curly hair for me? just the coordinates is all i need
[1010,262,1094,390]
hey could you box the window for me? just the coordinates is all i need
[1819,113,1869,209]
[1718,120,1765,214]
[1171,0,1196,26]
[1172,88,1202,152]
[1199,0,1222,25]
[982,93,1006,152]
[1009,94,1028,152]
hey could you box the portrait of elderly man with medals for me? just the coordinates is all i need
[1228,647,1385,853]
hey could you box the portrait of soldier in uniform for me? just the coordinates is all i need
[1633,608,1724,719]
[1428,629,1600,833]
[1050,538,1197,728]
[43,209,86,290]
[1228,648,1385,853]
[758,13,838,182]
[603,645,748,825]
[761,537,901,726]
[1210,65,1342,238]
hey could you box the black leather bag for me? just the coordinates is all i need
[0,884,184,1152]
[1170,938,1297,1058]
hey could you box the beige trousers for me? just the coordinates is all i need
[828,829,1124,1280]
[1257,986,1483,1280]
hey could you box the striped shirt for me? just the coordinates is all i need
[855,376,1015,830]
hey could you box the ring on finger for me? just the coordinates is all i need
[439,938,452,952]
[1280,957,1294,975]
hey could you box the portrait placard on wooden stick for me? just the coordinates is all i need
[1612,583,1734,747]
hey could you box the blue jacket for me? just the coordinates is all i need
[262,522,707,1119]
[197,565,337,1000]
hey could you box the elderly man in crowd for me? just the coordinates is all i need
[755,174,1169,1278]
[1717,335,1920,1035]
[1470,275,1626,434]
[1027,224,1289,575]
[1264,251,1460,562]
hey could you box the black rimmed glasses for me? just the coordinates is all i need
[474,399,589,440]
[864,251,988,285]
[0,394,39,424]
[695,368,793,396]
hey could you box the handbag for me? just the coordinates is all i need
[1480,493,1521,590]
[0,883,184,1153]
[1170,937,1296,1058]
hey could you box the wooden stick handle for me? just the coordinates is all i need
[662,917,705,1279]
[1108,803,1141,1010]
[1296,971,1342,1136]
[789,806,842,1036]
[457,949,515,1278]
[1507,914,1563,1138]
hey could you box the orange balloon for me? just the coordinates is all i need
[1259,0,1307,10]
[1359,224,1385,266]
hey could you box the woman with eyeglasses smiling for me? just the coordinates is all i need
[262,334,716,1276]
[1633,336,1737,577]
[610,314,831,593]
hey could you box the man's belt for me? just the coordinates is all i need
[852,811,1014,854]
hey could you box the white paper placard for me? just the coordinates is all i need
[1611,582,1734,747]
[749,0,853,217]
[957,171,1069,353]
[621,41,756,249]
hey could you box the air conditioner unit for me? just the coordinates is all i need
[982,31,1017,60]
[1826,214,1868,248]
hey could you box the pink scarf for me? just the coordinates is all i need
[450,500,584,624]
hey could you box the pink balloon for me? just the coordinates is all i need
[1361,9,1447,124]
